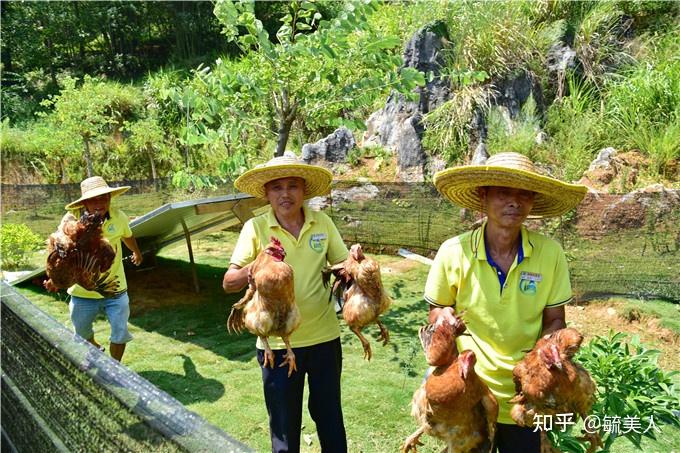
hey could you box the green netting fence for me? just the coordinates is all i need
[0,281,251,452]
[2,178,679,302]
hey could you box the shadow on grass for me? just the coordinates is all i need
[137,354,225,405]
[125,257,258,364]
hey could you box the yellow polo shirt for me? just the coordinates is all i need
[230,205,348,350]
[424,223,573,424]
[68,207,133,299]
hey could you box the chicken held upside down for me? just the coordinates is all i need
[510,327,600,452]
[227,236,301,377]
[403,314,498,453]
[322,243,391,360]
[45,211,117,295]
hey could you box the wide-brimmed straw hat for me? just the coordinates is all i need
[433,152,587,217]
[66,176,130,210]
[234,151,332,200]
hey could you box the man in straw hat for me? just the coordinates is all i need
[423,152,587,452]
[223,151,349,452]
[60,176,142,362]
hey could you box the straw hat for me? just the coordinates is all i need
[66,176,130,210]
[433,152,587,217]
[234,151,332,200]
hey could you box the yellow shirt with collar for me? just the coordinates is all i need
[230,205,348,350]
[424,223,573,424]
[68,207,133,299]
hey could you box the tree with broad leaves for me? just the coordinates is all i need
[206,0,424,158]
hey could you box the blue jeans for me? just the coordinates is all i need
[69,292,133,344]
[258,338,346,453]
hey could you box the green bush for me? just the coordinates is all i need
[549,332,680,452]
[0,223,44,270]
[486,95,541,157]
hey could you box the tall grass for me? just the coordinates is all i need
[421,85,491,164]
[544,77,605,181]
[441,0,555,78]
[602,31,680,176]
[486,95,542,158]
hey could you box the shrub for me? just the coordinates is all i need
[0,223,44,270]
[548,332,680,452]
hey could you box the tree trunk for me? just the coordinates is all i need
[146,146,157,181]
[60,159,68,184]
[184,106,190,167]
[73,2,86,63]
[273,89,297,157]
[83,138,94,177]
[275,116,293,157]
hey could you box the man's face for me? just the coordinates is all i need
[479,186,535,228]
[82,193,111,214]
[264,177,305,216]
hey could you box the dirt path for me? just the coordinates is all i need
[566,300,678,370]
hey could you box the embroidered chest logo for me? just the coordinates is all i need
[309,233,327,253]
[519,271,542,295]
[106,223,116,234]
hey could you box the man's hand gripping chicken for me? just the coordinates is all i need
[227,237,301,377]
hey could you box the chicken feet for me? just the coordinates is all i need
[401,426,425,453]
[260,336,298,378]
[376,319,390,346]
[349,320,390,361]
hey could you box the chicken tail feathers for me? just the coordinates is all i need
[227,305,245,334]
[418,324,436,353]
[227,287,253,334]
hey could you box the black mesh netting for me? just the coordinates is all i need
[0,282,251,453]
[323,181,680,302]
[2,178,678,302]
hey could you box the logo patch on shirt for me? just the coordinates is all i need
[519,272,542,295]
[309,233,327,253]
[107,224,116,234]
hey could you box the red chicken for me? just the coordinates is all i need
[403,315,498,453]
[510,327,600,452]
[323,243,392,360]
[45,211,117,295]
[227,236,301,377]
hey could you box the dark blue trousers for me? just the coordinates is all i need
[494,423,541,452]
[258,338,347,453]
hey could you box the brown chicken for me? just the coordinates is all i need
[45,211,117,294]
[510,327,600,452]
[227,236,301,377]
[322,243,392,360]
[403,315,498,453]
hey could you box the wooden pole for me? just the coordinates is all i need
[181,219,200,293]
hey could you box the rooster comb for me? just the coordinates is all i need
[270,236,282,247]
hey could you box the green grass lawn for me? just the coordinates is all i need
[12,230,680,452]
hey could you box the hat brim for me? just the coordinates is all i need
[234,164,332,200]
[66,186,130,210]
[433,165,587,217]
